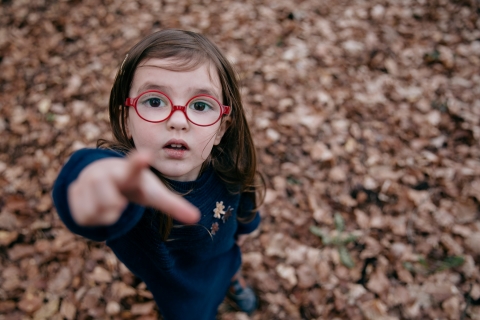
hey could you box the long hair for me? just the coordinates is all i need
[98,29,264,240]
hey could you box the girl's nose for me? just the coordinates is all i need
[167,109,189,130]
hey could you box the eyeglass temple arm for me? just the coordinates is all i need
[125,98,135,107]
[223,106,231,115]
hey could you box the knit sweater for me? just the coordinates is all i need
[52,148,260,320]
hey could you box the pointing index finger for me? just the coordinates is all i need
[119,151,201,224]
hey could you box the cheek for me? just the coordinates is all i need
[198,127,221,145]
[194,127,220,158]
[128,117,156,146]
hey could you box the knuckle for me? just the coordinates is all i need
[113,198,128,212]
[102,213,119,225]
[72,207,93,226]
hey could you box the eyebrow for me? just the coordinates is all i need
[136,83,222,101]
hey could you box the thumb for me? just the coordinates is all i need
[118,150,153,190]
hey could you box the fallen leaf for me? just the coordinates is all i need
[131,302,156,316]
[8,244,36,261]
[275,264,297,289]
[0,230,19,246]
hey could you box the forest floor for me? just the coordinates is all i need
[1,0,480,319]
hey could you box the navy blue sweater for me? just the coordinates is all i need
[52,148,260,320]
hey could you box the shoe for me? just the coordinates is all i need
[226,277,258,315]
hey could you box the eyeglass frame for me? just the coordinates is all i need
[125,90,232,127]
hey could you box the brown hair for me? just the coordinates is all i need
[98,29,264,239]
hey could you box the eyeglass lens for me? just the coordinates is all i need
[136,92,221,125]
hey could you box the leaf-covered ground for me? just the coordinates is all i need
[1,0,479,319]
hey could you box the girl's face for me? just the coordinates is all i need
[127,58,229,181]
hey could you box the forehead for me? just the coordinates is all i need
[130,58,222,98]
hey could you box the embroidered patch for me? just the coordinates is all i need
[223,206,233,223]
[213,201,226,219]
[211,222,219,235]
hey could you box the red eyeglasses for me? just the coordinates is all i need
[125,90,231,127]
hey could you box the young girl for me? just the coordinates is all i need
[52,29,264,319]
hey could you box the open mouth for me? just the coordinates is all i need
[165,143,187,150]
[163,140,189,152]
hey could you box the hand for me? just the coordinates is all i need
[67,151,200,226]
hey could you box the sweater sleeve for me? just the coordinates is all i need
[52,148,145,242]
[235,192,261,236]
[236,212,260,235]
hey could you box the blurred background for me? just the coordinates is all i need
[0,0,479,319]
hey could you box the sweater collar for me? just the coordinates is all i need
[164,165,215,194]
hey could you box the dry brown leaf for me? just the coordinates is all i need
[8,244,36,261]
[0,230,19,246]
[111,281,137,300]
[89,266,112,283]
[366,269,390,295]
[131,302,156,316]
[275,264,298,290]
[48,267,72,293]
[17,292,43,314]
[59,299,76,320]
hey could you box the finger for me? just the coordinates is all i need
[141,174,200,224]
[158,194,200,224]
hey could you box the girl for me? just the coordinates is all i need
[52,29,264,319]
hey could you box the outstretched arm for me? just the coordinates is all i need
[68,151,199,226]
[52,148,200,241]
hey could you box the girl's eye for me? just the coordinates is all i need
[190,101,212,112]
[139,95,168,108]
[147,98,163,108]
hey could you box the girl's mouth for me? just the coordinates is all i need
[165,143,187,150]
[163,139,189,158]
[163,139,189,150]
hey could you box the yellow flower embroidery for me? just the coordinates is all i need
[213,201,226,219]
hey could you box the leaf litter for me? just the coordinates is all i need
[1,0,479,319]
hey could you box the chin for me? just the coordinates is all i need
[154,164,200,181]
